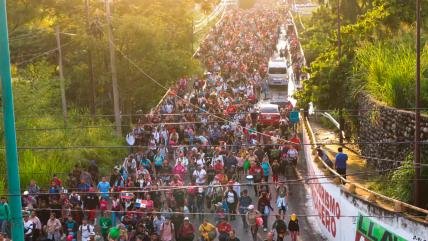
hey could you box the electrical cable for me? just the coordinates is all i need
[15,40,76,66]
[3,106,428,120]
[0,140,425,150]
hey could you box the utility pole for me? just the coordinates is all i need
[55,25,68,127]
[85,0,96,122]
[414,0,421,208]
[105,0,122,134]
[337,0,344,144]
[0,1,24,240]
[192,19,194,54]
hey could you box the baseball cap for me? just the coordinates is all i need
[231,165,235,168]
[180,153,184,157]
[291,214,296,221]
[198,188,203,193]
[67,235,73,240]
[248,205,254,210]
[215,202,223,207]
[89,232,96,236]
[184,217,189,221]
[89,187,94,192]
[91,160,95,164]
[23,191,29,195]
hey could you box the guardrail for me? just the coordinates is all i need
[288,10,310,86]
[156,3,228,110]
[302,116,428,221]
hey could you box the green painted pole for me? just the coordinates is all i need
[0,1,24,240]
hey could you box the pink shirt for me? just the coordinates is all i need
[160,222,174,241]
[100,201,108,210]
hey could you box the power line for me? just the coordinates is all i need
[15,40,76,66]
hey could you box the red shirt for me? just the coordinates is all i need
[250,165,264,179]
[290,137,301,150]
[214,163,223,171]
[218,222,232,234]
[226,106,236,114]
[50,178,62,187]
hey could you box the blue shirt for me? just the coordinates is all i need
[289,111,299,122]
[261,162,269,176]
[97,182,110,197]
[335,153,348,169]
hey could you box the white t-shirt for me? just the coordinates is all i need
[226,191,235,203]
[175,158,189,167]
[79,224,94,241]
[288,149,298,158]
[196,158,205,168]
[193,169,207,183]
[166,104,173,113]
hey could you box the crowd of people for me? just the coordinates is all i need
[0,3,313,241]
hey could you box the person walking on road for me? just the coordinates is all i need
[159,217,175,241]
[225,230,240,241]
[275,182,288,220]
[217,217,232,241]
[236,190,252,231]
[246,205,261,241]
[335,147,348,184]
[250,161,264,196]
[224,185,239,221]
[264,232,275,241]
[176,217,195,241]
[272,214,289,241]
[288,214,300,241]
[258,192,273,232]
[198,218,216,241]
[0,197,10,238]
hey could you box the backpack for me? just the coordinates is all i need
[201,225,217,240]
[274,220,287,235]
[196,193,204,205]
[161,222,173,235]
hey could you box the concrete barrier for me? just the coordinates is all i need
[301,117,428,240]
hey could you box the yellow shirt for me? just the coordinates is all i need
[199,223,215,240]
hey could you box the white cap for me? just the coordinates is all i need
[248,205,254,210]
[198,188,204,193]
[23,191,29,195]
[89,232,96,236]
[184,217,189,221]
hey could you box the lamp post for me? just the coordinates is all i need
[414,0,421,208]
[337,0,344,144]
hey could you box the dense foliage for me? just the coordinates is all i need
[296,0,428,205]
[0,0,219,190]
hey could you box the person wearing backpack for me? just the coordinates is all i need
[160,217,175,241]
[78,217,94,241]
[236,190,252,231]
[198,218,216,241]
[195,188,206,221]
[0,197,10,237]
[275,182,288,220]
[64,215,78,238]
[177,217,195,241]
[23,213,34,241]
[217,217,232,241]
[271,215,289,241]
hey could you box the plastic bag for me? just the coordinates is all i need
[256,217,263,227]
[244,161,250,170]
[109,227,120,238]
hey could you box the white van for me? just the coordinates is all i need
[267,60,288,85]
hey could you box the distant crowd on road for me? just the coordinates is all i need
[0,3,341,241]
